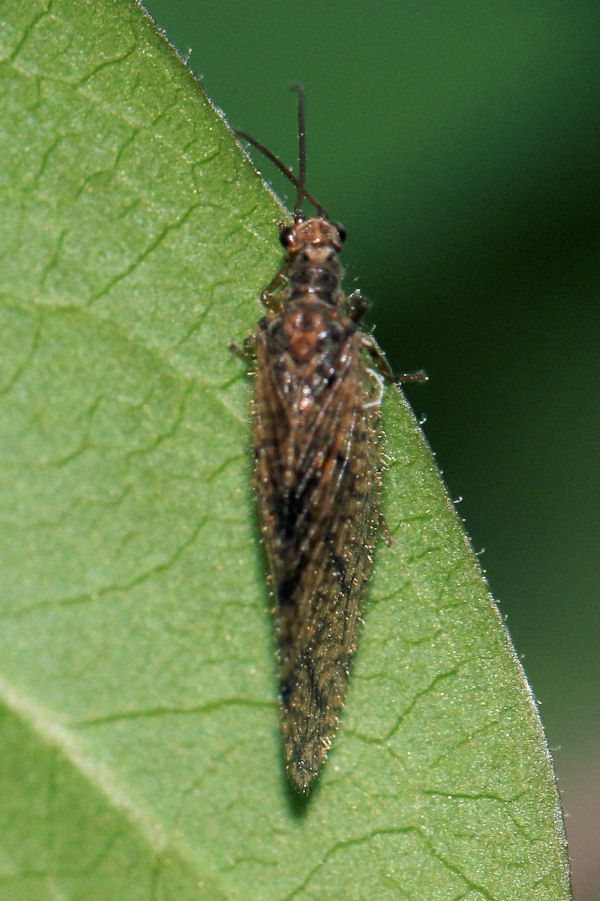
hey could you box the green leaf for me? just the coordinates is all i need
[0,1,571,899]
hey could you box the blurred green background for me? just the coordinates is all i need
[143,1,599,895]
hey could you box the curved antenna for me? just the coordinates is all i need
[234,90,329,222]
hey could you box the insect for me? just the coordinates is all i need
[233,88,426,792]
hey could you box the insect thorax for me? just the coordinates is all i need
[288,248,343,307]
[261,300,356,377]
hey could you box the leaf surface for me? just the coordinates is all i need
[0,2,570,898]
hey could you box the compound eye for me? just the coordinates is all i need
[279,226,295,247]
[333,222,347,244]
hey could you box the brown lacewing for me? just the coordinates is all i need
[233,88,426,792]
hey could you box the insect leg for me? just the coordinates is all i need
[229,332,258,363]
[393,369,429,385]
[360,333,428,386]
[345,289,371,323]
[260,265,289,312]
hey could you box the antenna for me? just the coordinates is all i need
[291,84,306,220]
[235,87,329,221]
